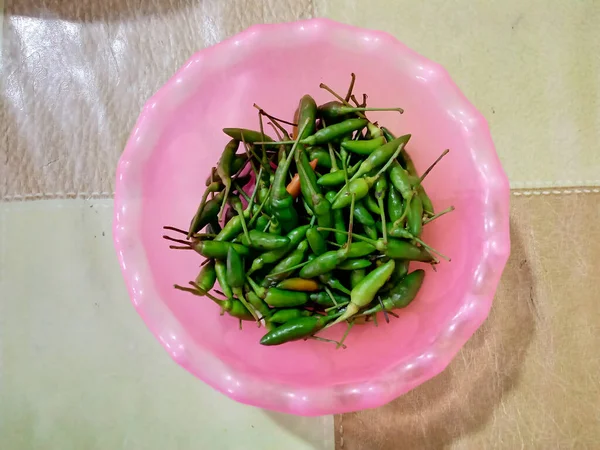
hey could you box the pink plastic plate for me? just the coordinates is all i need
[113,19,510,416]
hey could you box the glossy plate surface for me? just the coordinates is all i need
[114,18,510,416]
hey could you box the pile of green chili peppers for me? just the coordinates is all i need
[163,74,454,348]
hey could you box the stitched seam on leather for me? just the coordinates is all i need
[512,188,600,196]
[4,188,600,202]
[511,180,600,188]
[339,414,344,449]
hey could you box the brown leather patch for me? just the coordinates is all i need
[336,192,600,450]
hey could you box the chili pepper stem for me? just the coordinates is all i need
[378,296,390,323]
[319,83,366,119]
[163,225,190,236]
[327,143,339,172]
[308,336,347,349]
[344,73,356,102]
[266,260,311,278]
[423,205,455,225]
[324,286,339,306]
[253,103,297,127]
[336,322,354,349]
[234,184,251,202]
[410,236,451,262]
[325,301,349,312]
[377,196,388,244]
[163,235,191,246]
[417,149,450,185]
[234,288,260,322]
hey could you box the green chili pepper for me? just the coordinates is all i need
[346,242,377,258]
[318,273,352,295]
[317,161,360,187]
[246,290,272,319]
[188,190,225,237]
[308,147,332,169]
[240,230,290,251]
[205,155,247,186]
[331,259,395,325]
[195,260,217,293]
[268,308,312,324]
[260,314,336,346]
[362,269,425,314]
[270,127,306,233]
[387,186,404,222]
[388,160,413,199]
[216,139,239,216]
[297,95,317,140]
[264,240,309,284]
[309,291,349,307]
[341,136,386,155]
[350,269,366,288]
[192,240,251,259]
[215,260,233,300]
[264,288,309,308]
[406,194,424,238]
[254,215,270,233]
[364,194,381,215]
[326,191,347,246]
[299,248,348,278]
[350,135,411,182]
[318,101,403,123]
[353,201,376,226]
[247,225,310,275]
[227,246,259,321]
[223,128,274,143]
[223,299,254,321]
[337,259,372,270]
[307,227,328,256]
[301,118,367,146]
[295,147,332,236]
[382,259,410,291]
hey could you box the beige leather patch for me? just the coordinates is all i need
[315,0,600,190]
[1,0,313,200]
[335,192,600,449]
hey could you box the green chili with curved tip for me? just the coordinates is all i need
[223,128,274,143]
[260,314,337,346]
[362,269,425,314]
[299,248,348,279]
[247,225,310,275]
[264,240,309,284]
[364,194,382,215]
[216,139,239,216]
[318,101,404,123]
[264,288,309,308]
[297,95,318,140]
[227,246,259,321]
[188,190,225,237]
[246,290,272,319]
[195,260,217,293]
[215,260,233,300]
[330,259,396,325]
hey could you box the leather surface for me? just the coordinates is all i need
[335,192,600,450]
[2,0,600,199]
[1,0,313,200]
[313,0,600,191]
